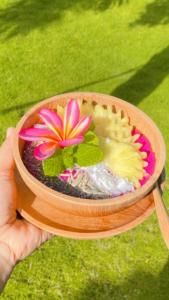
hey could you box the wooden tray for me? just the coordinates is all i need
[16,171,155,240]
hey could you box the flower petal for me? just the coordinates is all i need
[146,152,155,164]
[34,142,58,160]
[58,136,84,147]
[140,176,150,186]
[63,99,80,138]
[19,128,58,142]
[39,108,63,140]
[59,169,78,182]
[69,116,92,138]
[132,128,140,136]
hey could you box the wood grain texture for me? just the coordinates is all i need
[16,170,154,240]
[12,92,166,235]
[153,183,169,249]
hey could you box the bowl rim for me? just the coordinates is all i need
[13,92,166,207]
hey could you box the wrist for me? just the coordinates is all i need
[0,242,15,293]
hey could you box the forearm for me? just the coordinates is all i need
[0,242,15,293]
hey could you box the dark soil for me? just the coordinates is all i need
[22,143,109,199]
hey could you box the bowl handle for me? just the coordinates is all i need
[153,180,169,249]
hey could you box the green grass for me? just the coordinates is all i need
[0,0,169,299]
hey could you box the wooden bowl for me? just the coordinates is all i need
[13,92,166,234]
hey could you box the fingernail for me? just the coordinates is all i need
[6,127,14,138]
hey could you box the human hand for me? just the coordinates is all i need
[0,128,53,291]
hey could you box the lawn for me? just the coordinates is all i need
[0,0,169,299]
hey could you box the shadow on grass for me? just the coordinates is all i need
[131,0,169,27]
[112,46,169,105]
[0,0,128,40]
[0,66,139,115]
[1,46,169,114]
[76,259,169,300]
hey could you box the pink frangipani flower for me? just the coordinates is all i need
[19,99,92,160]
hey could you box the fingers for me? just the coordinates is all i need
[0,128,17,226]
[0,128,54,262]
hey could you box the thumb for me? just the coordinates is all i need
[0,128,16,227]
[0,128,15,180]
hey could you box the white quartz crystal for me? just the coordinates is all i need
[81,162,134,197]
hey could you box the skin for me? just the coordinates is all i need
[0,128,53,292]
